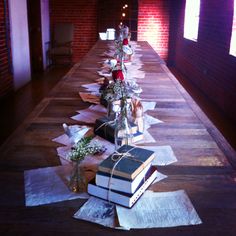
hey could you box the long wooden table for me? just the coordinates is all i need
[0,40,236,235]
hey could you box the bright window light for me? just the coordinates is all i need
[184,0,200,41]
[230,0,236,56]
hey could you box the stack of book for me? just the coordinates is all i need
[88,145,157,208]
[94,116,144,144]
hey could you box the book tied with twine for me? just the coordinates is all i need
[88,166,157,208]
[94,116,138,143]
[98,145,155,180]
[96,163,152,194]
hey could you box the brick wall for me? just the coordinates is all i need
[50,0,98,63]
[171,0,236,122]
[0,0,13,99]
[137,0,169,61]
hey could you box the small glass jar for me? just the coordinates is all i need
[69,160,87,193]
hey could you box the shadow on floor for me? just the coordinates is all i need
[0,66,71,146]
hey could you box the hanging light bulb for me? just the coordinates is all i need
[125,4,128,8]
[122,13,126,17]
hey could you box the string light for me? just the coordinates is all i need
[121,3,128,22]
[122,4,128,9]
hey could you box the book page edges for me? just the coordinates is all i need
[96,163,152,194]
[88,167,157,208]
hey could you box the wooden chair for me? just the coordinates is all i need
[47,23,74,65]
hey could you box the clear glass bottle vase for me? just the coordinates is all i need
[69,160,87,193]
[114,99,133,150]
[106,101,115,120]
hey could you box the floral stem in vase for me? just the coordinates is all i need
[69,160,87,193]
[68,136,106,193]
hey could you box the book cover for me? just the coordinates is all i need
[94,116,138,143]
[98,145,155,180]
[96,163,152,194]
[88,166,157,208]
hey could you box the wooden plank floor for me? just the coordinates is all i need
[0,66,70,146]
[0,41,236,235]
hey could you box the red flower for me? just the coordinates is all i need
[112,70,124,81]
[123,38,128,45]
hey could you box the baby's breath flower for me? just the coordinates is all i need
[69,136,106,162]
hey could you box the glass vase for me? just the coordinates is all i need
[114,99,133,150]
[69,160,87,193]
[106,101,115,120]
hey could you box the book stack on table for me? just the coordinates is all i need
[88,145,157,208]
[94,116,144,144]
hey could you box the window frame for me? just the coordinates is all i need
[229,0,236,57]
[183,0,201,42]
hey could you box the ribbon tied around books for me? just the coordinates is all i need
[107,147,146,202]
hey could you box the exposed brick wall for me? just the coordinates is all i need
[137,0,169,61]
[0,0,13,99]
[171,0,236,122]
[50,0,98,63]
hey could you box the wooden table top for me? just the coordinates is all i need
[0,40,236,235]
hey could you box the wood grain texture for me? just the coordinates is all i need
[0,40,236,235]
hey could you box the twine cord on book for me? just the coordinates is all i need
[107,147,146,202]
[95,120,116,140]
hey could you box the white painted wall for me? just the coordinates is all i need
[41,0,50,69]
[9,0,31,90]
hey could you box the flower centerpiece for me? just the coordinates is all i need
[68,136,105,193]
[100,80,131,105]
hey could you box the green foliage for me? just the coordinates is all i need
[69,136,105,162]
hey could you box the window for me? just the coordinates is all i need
[184,0,200,41]
[230,0,236,56]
